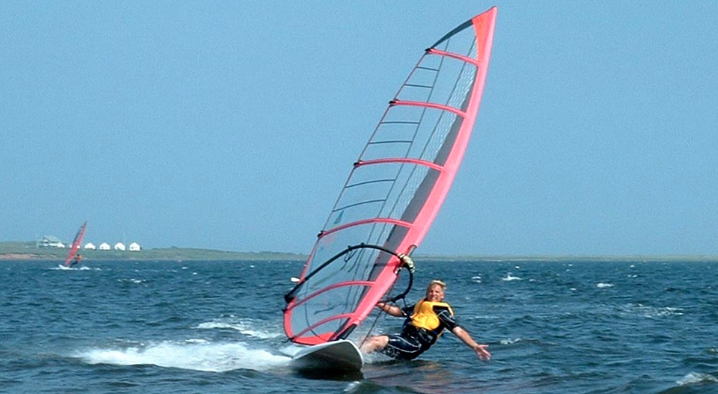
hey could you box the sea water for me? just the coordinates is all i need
[1,259,717,393]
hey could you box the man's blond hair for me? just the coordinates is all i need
[427,280,446,291]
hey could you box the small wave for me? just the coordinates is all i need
[76,340,290,372]
[344,381,363,393]
[677,372,718,386]
[622,303,683,318]
[596,283,614,288]
[118,278,146,284]
[500,338,521,345]
[502,273,521,281]
[52,265,100,271]
[653,307,683,317]
[196,319,282,339]
[471,275,482,283]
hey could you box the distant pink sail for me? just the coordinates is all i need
[284,7,498,345]
[64,221,87,267]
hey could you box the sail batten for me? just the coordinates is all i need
[320,218,411,238]
[284,7,497,346]
[392,99,468,117]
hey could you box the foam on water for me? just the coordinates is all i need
[196,318,283,339]
[53,265,98,271]
[76,340,290,372]
[502,273,522,281]
[500,338,522,345]
[677,372,718,385]
[620,303,684,318]
[118,278,146,284]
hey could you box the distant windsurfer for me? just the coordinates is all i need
[361,257,491,361]
[70,254,83,267]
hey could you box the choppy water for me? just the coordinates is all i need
[1,259,717,393]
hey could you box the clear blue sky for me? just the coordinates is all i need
[2,2,717,256]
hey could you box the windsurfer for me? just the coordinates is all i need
[361,277,491,361]
[71,254,83,267]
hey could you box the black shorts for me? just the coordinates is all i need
[381,326,434,360]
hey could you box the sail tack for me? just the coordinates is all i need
[284,7,497,346]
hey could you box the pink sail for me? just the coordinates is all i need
[284,7,498,345]
[63,221,87,267]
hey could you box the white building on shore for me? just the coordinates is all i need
[36,236,64,248]
[35,233,143,252]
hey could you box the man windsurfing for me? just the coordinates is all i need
[361,257,491,362]
[69,253,83,268]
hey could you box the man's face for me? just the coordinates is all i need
[426,284,444,302]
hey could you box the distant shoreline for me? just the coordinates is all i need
[419,255,718,263]
[1,242,717,263]
[0,253,37,260]
[0,242,305,262]
[0,252,304,262]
